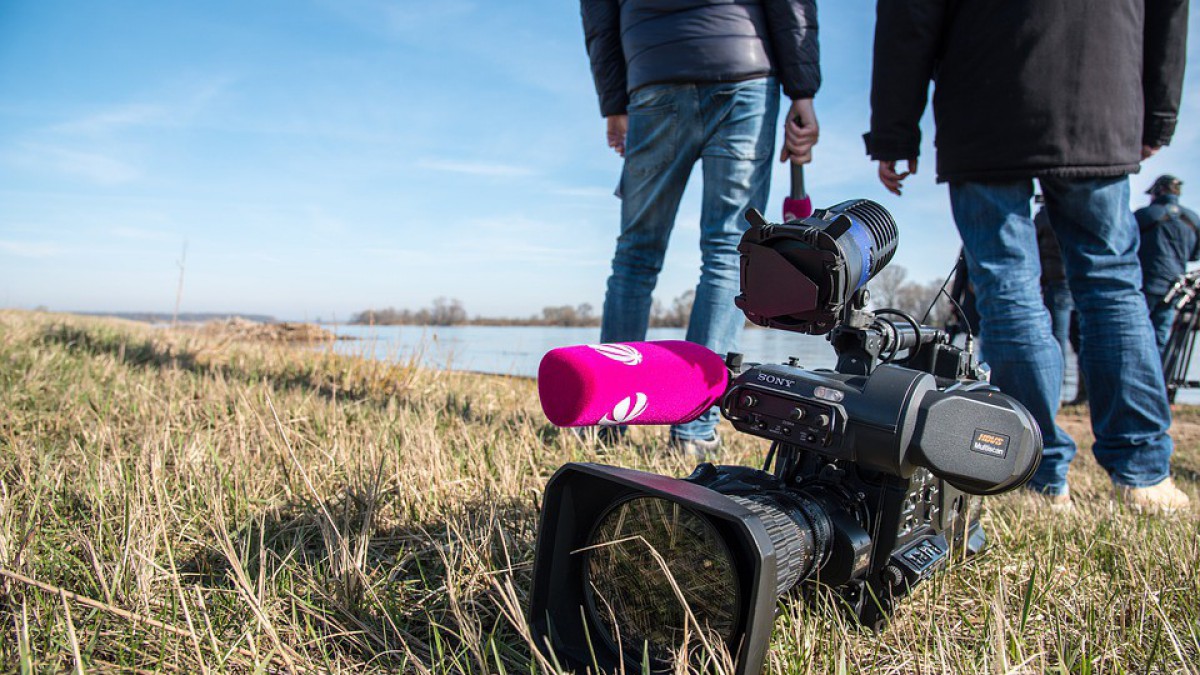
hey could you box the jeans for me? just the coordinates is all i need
[600,78,778,440]
[1145,292,1175,353]
[1042,279,1074,362]
[949,177,1173,495]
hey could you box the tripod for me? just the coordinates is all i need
[1161,270,1200,403]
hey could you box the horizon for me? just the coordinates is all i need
[2,2,1198,321]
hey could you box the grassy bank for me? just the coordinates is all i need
[1,310,1197,673]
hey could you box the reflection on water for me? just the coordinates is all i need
[324,324,1196,404]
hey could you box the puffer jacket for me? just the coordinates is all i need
[581,0,820,117]
[864,0,1189,183]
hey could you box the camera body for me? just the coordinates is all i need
[528,201,1042,674]
[707,346,1036,629]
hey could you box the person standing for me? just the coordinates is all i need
[865,0,1190,512]
[1035,202,1073,363]
[1137,175,1200,352]
[581,0,820,456]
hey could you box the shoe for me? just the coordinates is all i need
[1025,485,1074,513]
[668,433,722,461]
[1114,477,1191,515]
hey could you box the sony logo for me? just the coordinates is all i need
[756,372,796,388]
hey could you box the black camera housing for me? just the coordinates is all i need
[528,203,1042,674]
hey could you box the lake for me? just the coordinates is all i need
[321,324,1120,403]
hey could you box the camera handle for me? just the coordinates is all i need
[824,289,984,381]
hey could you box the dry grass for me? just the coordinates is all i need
[0,310,1197,673]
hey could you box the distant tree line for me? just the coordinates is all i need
[866,265,956,327]
[350,290,698,328]
[350,297,469,326]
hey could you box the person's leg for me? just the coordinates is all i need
[1067,310,1088,404]
[1144,292,1175,353]
[1044,280,1074,361]
[600,84,703,343]
[949,180,1078,496]
[1040,176,1173,490]
[670,77,777,441]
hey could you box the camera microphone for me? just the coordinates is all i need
[537,341,729,427]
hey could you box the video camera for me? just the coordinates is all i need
[528,200,1042,674]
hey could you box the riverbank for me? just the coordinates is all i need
[1,310,1197,672]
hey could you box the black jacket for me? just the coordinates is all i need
[581,0,820,117]
[864,0,1189,183]
[1137,195,1200,295]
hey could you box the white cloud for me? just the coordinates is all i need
[549,185,617,199]
[416,158,535,177]
[13,144,141,185]
[50,103,167,135]
[317,0,477,40]
[109,226,174,242]
[48,78,233,136]
[0,240,63,258]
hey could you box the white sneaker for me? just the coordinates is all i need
[1026,485,1074,513]
[1114,477,1190,515]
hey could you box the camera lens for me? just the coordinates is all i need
[584,496,740,665]
[728,492,832,595]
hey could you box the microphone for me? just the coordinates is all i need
[783,162,813,222]
[537,341,729,427]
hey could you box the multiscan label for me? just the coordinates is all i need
[971,429,1010,458]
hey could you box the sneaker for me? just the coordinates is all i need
[1025,485,1074,513]
[668,433,722,461]
[1114,477,1191,515]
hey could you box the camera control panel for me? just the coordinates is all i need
[724,384,845,447]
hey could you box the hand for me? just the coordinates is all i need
[1142,145,1160,160]
[606,115,628,157]
[878,158,918,196]
[779,98,819,165]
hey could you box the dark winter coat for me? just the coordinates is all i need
[581,0,820,117]
[1137,195,1200,296]
[864,0,1190,183]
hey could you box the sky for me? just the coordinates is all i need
[1,1,1197,321]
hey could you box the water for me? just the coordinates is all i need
[326,324,838,377]
[323,323,1173,403]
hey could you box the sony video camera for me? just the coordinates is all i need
[528,200,1042,674]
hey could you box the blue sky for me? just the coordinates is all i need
[2,2,1197,320]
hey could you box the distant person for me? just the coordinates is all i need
[865,0,1190,513]
[1034,200,1088,405]
[1137,175,1200,352]
[581,0,820,457]
[1035,201,1072,362]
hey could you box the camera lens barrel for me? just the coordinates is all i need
[729,492,832,596]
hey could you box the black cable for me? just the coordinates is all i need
[920,258,965,327]
[763,441,779,474]
[874,308,923,363]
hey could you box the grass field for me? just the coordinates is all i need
[1,310,1198,674]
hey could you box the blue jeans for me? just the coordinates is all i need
[1145,293,1175,353]
[1042,279,1074,362]
[950,177,1173,494]
[600,78,778,440]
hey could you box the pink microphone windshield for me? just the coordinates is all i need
[537,341,729,427]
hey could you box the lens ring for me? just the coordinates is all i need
[581,496,741,667]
